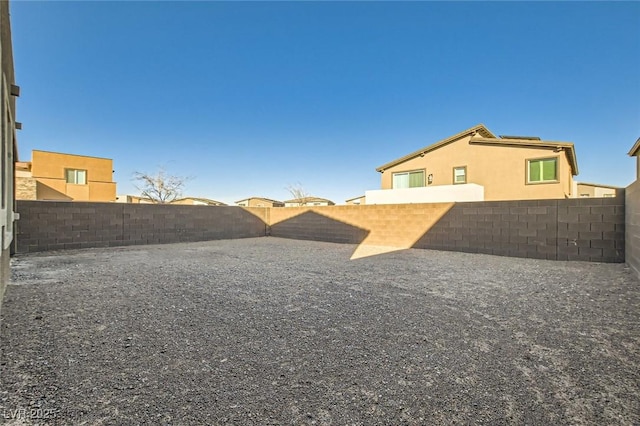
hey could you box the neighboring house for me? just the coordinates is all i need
[373,124,579,202]
[115,195,225,205]
[345,195,366,205]
[630,137,640,179]
[627,137,640,278]
[236,197,284,207]
[16,150,116,202]
[170,197,226,206]
[284,197,335,207]
[575,182,621,198]
[116,195,154,204]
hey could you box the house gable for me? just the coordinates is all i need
[376,124,495,172]
[376,125,579,201]
[630,137,640,180]
[629,137,640,157]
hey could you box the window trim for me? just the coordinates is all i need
[452,166,467,185]
[392,168,426,189]
[65,168,88,185]
[526,156,559,185]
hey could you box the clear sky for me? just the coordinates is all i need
[9,1,640,205]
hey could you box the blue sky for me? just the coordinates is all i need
[10,1,640,204]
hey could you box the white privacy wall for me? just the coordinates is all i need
[365,184,484,204]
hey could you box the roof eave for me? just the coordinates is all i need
[629,137,640,156]
[470,137,579,176]
[376,124,495,172]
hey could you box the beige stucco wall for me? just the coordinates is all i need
[285,201,332,207]
[380,135,574,201]
[576,184,617,198]
[170,198,224,206]
[576,184,596,198]
[241,198,283,207]
[170,198,200,205]
[32,150,113,182]
[27,150,116,202]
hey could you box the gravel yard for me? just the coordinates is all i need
[1,237,639,425]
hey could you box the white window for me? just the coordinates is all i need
[66,169,87,184]
[527,158,557,183]
[392,170,424,189]
[453,166,467,184]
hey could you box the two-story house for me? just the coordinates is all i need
[371,124,580,203]
[16,150,117,202]
[284,197,335,207]
[236,197,284,207]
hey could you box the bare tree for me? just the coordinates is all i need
[286,182,310,206]
[133,167,191,204]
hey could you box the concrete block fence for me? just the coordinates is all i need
[412,198,624,262]
[15,201,268,253]
[15,197,626,264]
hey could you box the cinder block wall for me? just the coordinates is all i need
[414,198,624,262]
[626,180,640,277]
[16,198,625,263]
[270,198,625,263]
[269,203,455,247]
[15,201,268,253]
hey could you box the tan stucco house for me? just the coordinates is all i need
[116,195,225,205]
[16,150,116,202]
[116,195,154,204]
[575,182,621,198]
[284,197,335,207]
[374,124,579,202]
[630,137,640,179]
[170,197,226,206]
[236,197,284,207]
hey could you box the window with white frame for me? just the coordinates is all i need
[392,170,425,189]
[66,169,87,185]
[453,166,467,184]
[527,158,557,183]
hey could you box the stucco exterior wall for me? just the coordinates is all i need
[626,179,640,278]
[239,198,284,207]
[380,135,574,201]
[365,184,484,204]
[28,150,116,202]
[576,183,618,198]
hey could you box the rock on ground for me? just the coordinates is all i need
[1,237,639,425]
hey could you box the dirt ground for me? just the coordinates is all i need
[1,237,639,425]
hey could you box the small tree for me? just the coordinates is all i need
[133,167,191,204]
[286,182,310,206]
